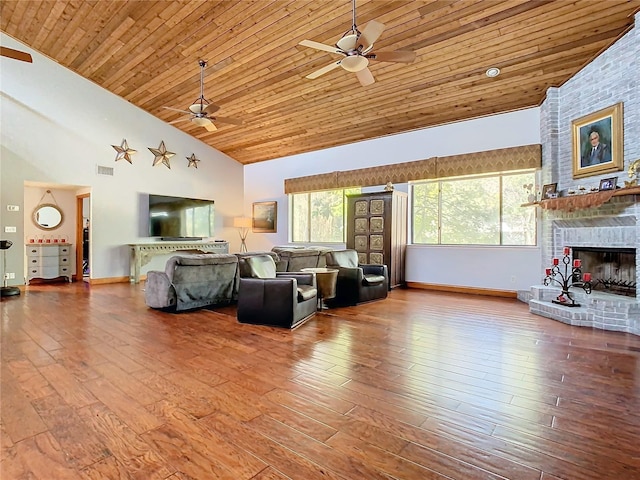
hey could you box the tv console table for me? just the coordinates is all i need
[129,241,229,284]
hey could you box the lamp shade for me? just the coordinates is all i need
[233,217,252,228]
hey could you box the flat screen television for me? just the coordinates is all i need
[148,194,215,240]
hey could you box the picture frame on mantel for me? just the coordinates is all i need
[599,176,618,191]
[572,102,623,179]
[542,183,558,199]
[252,201,277,233]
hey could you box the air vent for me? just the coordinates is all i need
[96,165,114,176]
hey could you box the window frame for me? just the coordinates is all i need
[410,169,537,247]
[289,187,360,244]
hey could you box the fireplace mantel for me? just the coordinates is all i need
[523,185,640,212]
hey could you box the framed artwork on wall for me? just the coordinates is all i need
[572,102,623,179]
[252,201,277,233]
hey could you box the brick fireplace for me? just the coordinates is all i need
[528,196,640,335]
[530,12,640,335]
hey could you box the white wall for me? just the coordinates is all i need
[245,109,543,292]
[0,34,244,284]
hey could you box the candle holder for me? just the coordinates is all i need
[543,250,592,307]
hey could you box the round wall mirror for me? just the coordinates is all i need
[32,204,63,230]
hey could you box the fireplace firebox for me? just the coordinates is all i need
[572,247,636,297]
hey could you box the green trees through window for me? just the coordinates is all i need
[291,188,360,243]
[412,171,536,245]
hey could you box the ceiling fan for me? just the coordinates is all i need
[0,46,32,63]
[163,60,242,132]
[299,0,416,87]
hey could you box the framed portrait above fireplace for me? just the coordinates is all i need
[572,102,623,179]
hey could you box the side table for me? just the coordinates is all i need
[301,267,339,310]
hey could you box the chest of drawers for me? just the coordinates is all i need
[26,243,73,284]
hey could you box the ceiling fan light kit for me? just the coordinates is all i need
[189,103,206,114]
[191,116,211,127]
[336,33,358,51]
[163,59,242,131]
[299,0,416,87]
[341,55,368,72]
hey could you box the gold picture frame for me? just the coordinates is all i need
[572,102,623,179]
[252,201,277,233]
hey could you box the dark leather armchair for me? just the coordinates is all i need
[325,249,388,306]
[236,254,317,329]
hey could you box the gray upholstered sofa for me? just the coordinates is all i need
[271,246,333,271]
[144,253,239,311]
[235,251,283,276]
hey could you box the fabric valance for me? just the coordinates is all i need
[284,172,338,195]
[284,144,541,194]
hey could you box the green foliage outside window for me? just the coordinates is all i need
[291,188,360,243]
[412,171,536,245]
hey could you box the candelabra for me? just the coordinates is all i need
[543,248,592,307]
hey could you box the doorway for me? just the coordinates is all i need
[76,193,90,282]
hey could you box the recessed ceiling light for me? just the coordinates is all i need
[486,67,500,78]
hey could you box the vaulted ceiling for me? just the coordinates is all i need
[1,1,638,165]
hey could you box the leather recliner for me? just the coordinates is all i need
[325,249,388,306]
[236,254,317,329]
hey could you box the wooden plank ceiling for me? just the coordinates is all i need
[1,0,638,165]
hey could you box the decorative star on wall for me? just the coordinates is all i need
[148,140,175,169]
[112,139,136,163]
[187,153,200,168]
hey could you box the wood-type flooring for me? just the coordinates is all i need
[2,283,640,479]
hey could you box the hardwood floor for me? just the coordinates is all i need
[2,283,640,479]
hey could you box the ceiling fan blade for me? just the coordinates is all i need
[204,122,217,132]
[0,46,33,63]
[214,116,244,126]
[356,67,375,87]
[370,50,416,64]
[359,20,385,50]
[163,106,192,114]
[306,61,342,79]
[203,103,221,115]
[299,39,341,54]
[168,118,189,125]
